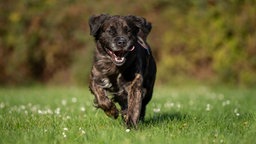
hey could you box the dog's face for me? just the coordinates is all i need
[89,14,151,66]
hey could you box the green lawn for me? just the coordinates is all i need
[0,85,255,144]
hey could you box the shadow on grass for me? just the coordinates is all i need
[143,112,189,126]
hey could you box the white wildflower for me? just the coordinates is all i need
[0,102,5,109]
[62,132,67,138]
[79,127,86,134]
[20,105,26,110]
[62,116,71,120]
[31,105,38,112]
[125,129,130,132]
[153,108,161,113]
[38,110,43,114]
[206,104,211,111]
[234,108,240,116]
[61,100,67,106]
[55,108,61,115]
[63,127,68,131]
[80,107,86,112]
[164,102,174,108]
[71,97,77,103]
[47,109,53,114]
[177,103,181,109]
[222,100,230,106]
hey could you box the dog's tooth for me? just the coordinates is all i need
[129,46,135,51]
[115,57,124,62]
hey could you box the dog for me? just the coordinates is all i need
[88,14,156,128]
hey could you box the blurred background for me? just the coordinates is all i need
[0,0,255,87]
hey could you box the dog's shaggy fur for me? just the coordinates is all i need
[88,14,156,127]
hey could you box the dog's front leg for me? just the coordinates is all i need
[125,73,144,128]
[89,80,119,119]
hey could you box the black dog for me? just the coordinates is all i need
[88,14,156,128]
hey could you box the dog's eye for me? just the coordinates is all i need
[106,29,115,35]
[124,26,130,33]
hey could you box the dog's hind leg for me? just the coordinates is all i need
[89,80,119,119]
[139,88,152,121]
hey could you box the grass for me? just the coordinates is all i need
[0,85,255,144]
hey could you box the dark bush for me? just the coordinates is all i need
[0,0,255,86]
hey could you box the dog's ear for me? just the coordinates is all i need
[89,14,109,37]
[125,15,152,39]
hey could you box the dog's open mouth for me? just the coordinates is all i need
[106,46,135,66]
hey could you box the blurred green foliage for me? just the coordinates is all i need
[0,0,255,86]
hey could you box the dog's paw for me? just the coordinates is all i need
[125,116,138,129]
[104,104,119,119]
[124,110,139,128]
[121,109,128,120]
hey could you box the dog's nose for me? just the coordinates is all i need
[116,37,127,47]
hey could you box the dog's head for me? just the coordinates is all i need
[89,14,151,66]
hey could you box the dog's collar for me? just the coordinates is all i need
[137,36,150,55]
